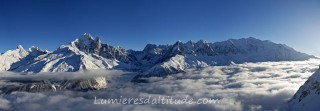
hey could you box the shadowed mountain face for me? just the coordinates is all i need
[0,34,315,78]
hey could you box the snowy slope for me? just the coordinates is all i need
[0,34,131,92]
[5,43,114,92]
[0,45,47,71]
[12,45,119,73]
[10,34,139,73]
[288,68,320,111]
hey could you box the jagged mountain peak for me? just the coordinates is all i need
[247,36,259,40]
[27,46,48,57]
[17,44,25,50]
[143,44,157,51]
[3,45,29,58]
[68,34,131,63]
[224,37,261,43]
[187,40,193,43]
[196,39,208,44]
[70,33,104,50]
[70,34,102,54]
[2,45,49,58]
[72,34,96,46]
[95,36,101,42]
[0,45,48,71]
[224,37,277,47]
[81,33,94,40]
[28,46,46,52]
[28,46,39,51]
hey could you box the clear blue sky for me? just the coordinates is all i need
[0,0,320,55]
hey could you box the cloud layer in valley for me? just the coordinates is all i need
[0,70,128,81]
[0,59,320,111]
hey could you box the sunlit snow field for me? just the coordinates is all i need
[1,59,320,111]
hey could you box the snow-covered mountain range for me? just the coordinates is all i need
[133,37,315,78]
[0,45,48,71]
[0,34,315,78]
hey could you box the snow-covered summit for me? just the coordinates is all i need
[0,45,48,71]
[70,33,131,63]
[71,33,101,54]
[28,46,49,57]
[0,45,28,71]
[13,44,119,73]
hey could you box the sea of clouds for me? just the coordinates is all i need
[0,59,320,111]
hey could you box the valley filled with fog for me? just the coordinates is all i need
[1,59,319,111]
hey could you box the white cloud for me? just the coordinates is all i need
[0,70,127,81]
[0,59,320,111]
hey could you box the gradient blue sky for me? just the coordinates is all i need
[1,0,320,55]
